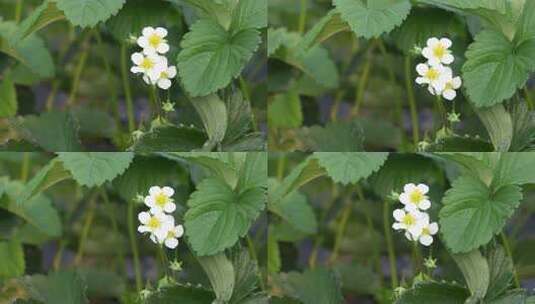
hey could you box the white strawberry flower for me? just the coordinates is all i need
[441,76,462,100]
[392,208,427,239]
[131,52,167,84]
[422,37,454,67]
[399,183,431,212]
[417,219,439,246]
[138,211,175,242]
[144,186,176,214]
[137,26,170,55]
[151,223,185,249]
[416,63,451,93]
[143,65,177,90]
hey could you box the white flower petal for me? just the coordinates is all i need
[165,237,179,249]
[144,196,155,207]
[157,43,170,54]
[138,211,151,224]
[149,186,161,195]
[419,234,433,246]
[442,53,454,64]
[452,76,462,88]
[137,36,148,48]
[427,37,439,47]
[416,64,428,76]
[416,183,429,194]
[399,193,409,205]
[440,37,452,48]
[131,66,143,74]
[142,26,155,37]
[428,222,439,234]
[163,202,176,213]
[162,186,174,196]
[167,66,177,78]
[416,77,428,85]
[138,226,150,233]
[404,183,416,193]
[421,47,433,59]
[175,225,184,237]
[393,223,404,230]
[443,89,456,100]
[149,206,163,214]
[131,52,144,65]
[393,209,405,221]
[155,27,168,37]
[157,78,172,90]
[419,200,431,210]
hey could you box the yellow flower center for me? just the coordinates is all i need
[167,230,176,239]
[409,190,424,204]
[425,68,440,81]
[155,193,169,207]
[445,81,453,90]
[149,34,162,47]
[160,71,169,79]
[402,214,415,226]
[433,45,446,58]
[140,57,154,70]
[422,227,430,235]
[147,217,161,229]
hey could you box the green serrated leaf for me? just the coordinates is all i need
[237,152,267,191]
[145,284,215,303]
[197,253,235,302]
[223,92,254,145]
[297,120,364,152]
[299,10,349,51]
[15,1,65,41]
[281,268,343,304]
[492,152,535,188]
[10,111,81,152]
[439,175,522,253]
[452,250,489,300]
[487,290,526,304]
[229,0,267,31]
[475,104,513,152]
[106,0,177,41]
[57,152,134,187]
[132,125,207,152]
[0,240,25,280]
[55,0,126,28]
[22,271,88,304]
[486,246,514,301]
[191,94,228,146]
[177,19,260,97]
[268,91,303,129]
[229,249,268,304]
[334,0,411,39]
[184,177,265,256]
[0,73,17,118]
[313,152,388,185]
[395,281,469,304]
[18,158,71,205]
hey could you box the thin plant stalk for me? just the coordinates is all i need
[14,0,23,22]
[120,44,136,132]
[20,152,30,182]
[101,190,126,274]
[330,36,358,122]
[351,41,377,117]
[67,40,89,107]
[404,56,420,147]
[501,232,520,288]
[276,155,286,180]
[74,196,96,265]
[383,200,399,289]
[309,184,339,268]
[94,31,120,122]
[239,76,258,131]
[329,197,352,265]
[435,94,447,130]
[159,247,171,279]
[127,200,143,292]
[298,0,307,33]
[524,87,534,111]
[150,85,161,118]
[46,25,75,110]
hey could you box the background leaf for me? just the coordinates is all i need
[395,281,469,303]
[0,74,17,118]
[0,240,25,281]
[313,152,388,185]
[55,0,126,28]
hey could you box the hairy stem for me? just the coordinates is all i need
[120,44,136,132]
[404,56,420,147]
[14,0,23,22]
[383,200,398,288]
[298,0,307,33]
[20,152,30,182]
[127,200,143,292]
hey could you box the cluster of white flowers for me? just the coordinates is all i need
[138,186,184,249]
[130,27,177,90]
[415,37,462,101]
[392,183,439,246]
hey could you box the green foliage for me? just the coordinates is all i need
[190,94,228,148]
[334,0,412,39]
[299,10,350,51]
[22,271,89,304]
[146,285,215,303]
[451,249,489,300]
[492,152,535,187]
[54,0,126,28]
[15,1,65,40]
[57,152,134,187]
[19,158,71,204]
[0,74,17,118]
[184,177,265,256]
[474,104,513,152]
[132,125,207,152]
[268,91,303,129]
[197,253,235,302]
[10,111,82,152]
[0,240,25,281]
[280,268,344,304]
[395,281,469,303]
[297,120,364,152]
[177,0,265,97]
[439,174,522,253]
[486,246,514,301]
[313,152,388,185]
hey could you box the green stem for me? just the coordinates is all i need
[67,44,89,107]
[159,246,171,278]
[309,184,339,268]
[150,85,161,119]
[276,155,286,180]
[435,94,447,129]
[14,0,23,22]
[351,42,376,117]
[246,234,258,262]
[74,196,96,265]
[501,232,520,288]
[524,87,534,111]
[20,152,30,182]
[239,76,258,131]
[127,200,143,292]
[120,44,136,132]
[330,37,358,122]
[101,190,126,274]
[383,200,398,289]
[329,197,352,265]
[411,241,423,274]
[298,0,307,33]
[94,31,120,123]
[404,56,419,147]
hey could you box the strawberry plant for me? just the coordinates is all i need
[0,0,266,151]
[268,0,535,152]
[0,151,268,303]
[268,152,535,303]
